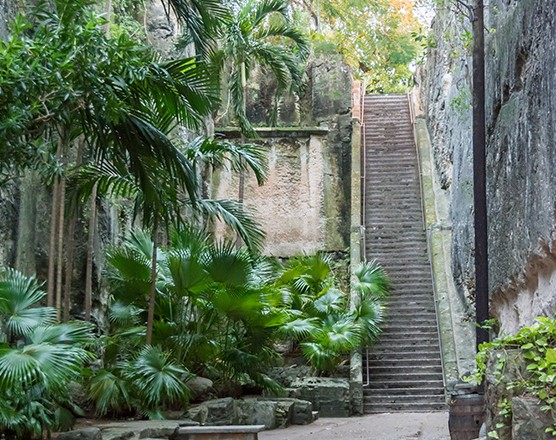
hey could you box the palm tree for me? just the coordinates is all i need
[0,269,94,438]
[75,135,268,343]
[277,257,390,375]
[215,0,310,135]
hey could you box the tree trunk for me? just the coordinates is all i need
[84,184,97,322]
[47,137,63,307]
[63,139,84,321]
[236,61,247,249]
[146,215,159,345]
[55,174,66,319]
[15,170,39,275]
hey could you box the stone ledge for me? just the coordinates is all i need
[176,425,265,434]
[215,127,329,139]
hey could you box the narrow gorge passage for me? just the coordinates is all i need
[362,94,446,413]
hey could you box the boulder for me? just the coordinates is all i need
[187,376,215,402]
[236,398,278,429]
[186,397,236,426]
[57,428,102,440]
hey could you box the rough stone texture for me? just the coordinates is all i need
[484,349,528,439]
[187,376,215,403]
[420,1,556,335]
[267,366,312,388]
[144,1,178,59]
[0,0,16,40]
[511,397,554,440]
[57,428,102,440]
[236,399,278,429]
[212,57,352,257]
[139,427,177,438]
[186,397,315,428]
[289,377,350,417]
[187,397,236,426]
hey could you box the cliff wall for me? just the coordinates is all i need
[420,1,556,334]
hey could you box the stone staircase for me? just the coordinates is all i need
[362,94,446,413]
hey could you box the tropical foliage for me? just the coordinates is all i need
[214,0,310,134]
[294,0,423,92]
[0,269,94,438]
[277,256,389,374]
[93,235,389,417]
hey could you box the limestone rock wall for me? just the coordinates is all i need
[420,1,556,334]
[212,56,353,256]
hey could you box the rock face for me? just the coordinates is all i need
[0,0,16,40]
[511,397,554,440]
[420,1,556,334]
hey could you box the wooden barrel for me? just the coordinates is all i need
[448,394,485,440]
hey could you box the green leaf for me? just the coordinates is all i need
[546,348,556,364]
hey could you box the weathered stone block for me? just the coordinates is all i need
[236,399,278,429]
[290,377,350,417]
[485,349,529,438]
[186,397,237,426]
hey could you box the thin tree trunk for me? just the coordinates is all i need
[63,139,84,321]
[83,0,109,323]
[47,137,63,307]
[104,0,112,36]
[84,185,97,321]
[146,215,159,345]
[55,174,66,319]
[236,61,247,249]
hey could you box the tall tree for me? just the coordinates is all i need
[214,0,310,135]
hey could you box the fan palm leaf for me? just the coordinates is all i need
[126,346,190,409]
[88,369,132,416]
[0,269,56,340]
[354,259,391,298]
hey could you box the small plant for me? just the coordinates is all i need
[475,316,556,438]
[0,268,94,438]
[277,256,389,375]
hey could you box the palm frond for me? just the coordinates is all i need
[167,250,211,296]
[127,346,190,409]
[279,317,320,340]
[250,0,289,28]
[29,322,95,345]
[185,136,268,186]
[0,269,56,339]
[164,0,228,58]
[108,301,143,327]
[193,199,265,252]
[354,259,391,299]
[254,25,310,60]
[88,369,132,416]
[311,288,346,317]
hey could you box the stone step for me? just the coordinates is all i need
[363,386,445,397]
[363,401,447,413]
[369,343,441,354]
[365,357,442,368]
[364,394,445,404]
